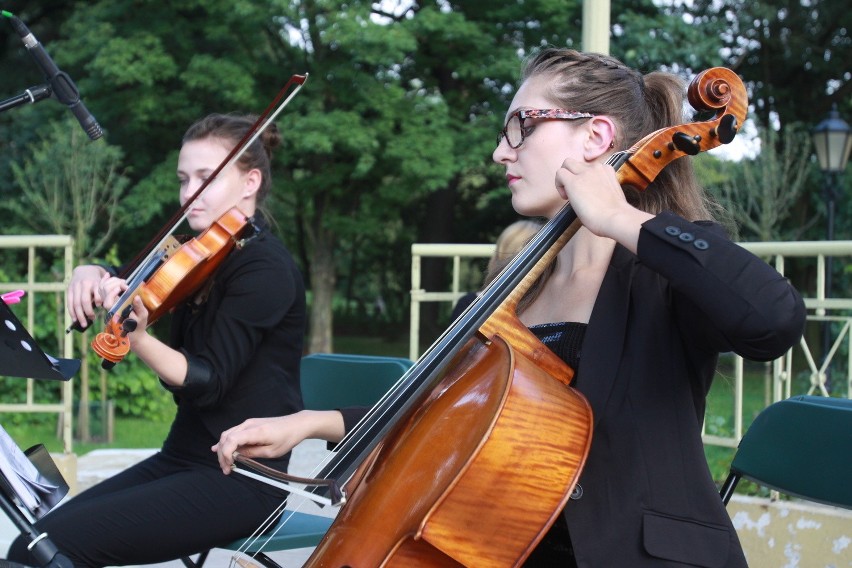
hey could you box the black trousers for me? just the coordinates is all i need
[6,452,286,567]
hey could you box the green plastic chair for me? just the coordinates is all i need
[299,352,414,411]
[719,395,852,509]
[182,353,414,568]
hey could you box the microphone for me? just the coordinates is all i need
[7,15,103,140]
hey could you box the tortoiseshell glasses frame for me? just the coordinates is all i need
[497,109,596,148]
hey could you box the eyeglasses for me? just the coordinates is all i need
[497,109,596,149]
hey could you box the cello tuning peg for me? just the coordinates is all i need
[670,132,701,155]
[710,114,738,144]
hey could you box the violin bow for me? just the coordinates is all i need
[115,73,308,298]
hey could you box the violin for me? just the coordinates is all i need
[236,67,747,567]
[83,74,308,369]
[90,207,257,367]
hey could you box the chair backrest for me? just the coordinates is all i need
[731,395,852,509]
[300,353,414,411]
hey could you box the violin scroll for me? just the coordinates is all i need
[92,313,136,369]
[91,207,254,369]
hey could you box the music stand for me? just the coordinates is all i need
[0,300,79,382]
[0,300,77,567]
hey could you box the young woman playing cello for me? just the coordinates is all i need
[8,114,306,567]
[215,49,805,567]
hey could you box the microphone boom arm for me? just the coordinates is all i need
[2,10,103,140]
[0,84,52,114]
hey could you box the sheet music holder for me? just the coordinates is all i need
[0,426,68,519]
[0,299,79,381]
[0,296,75,515]
[0,294,77,565]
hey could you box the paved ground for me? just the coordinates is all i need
[0,440,336,568]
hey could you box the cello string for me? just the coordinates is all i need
[294,151,630,486]
[264,70,744,563]
[229,468,336,561]
[228,151,630,558]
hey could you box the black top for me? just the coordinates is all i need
[528,321,586,378]
[160,221,306,472]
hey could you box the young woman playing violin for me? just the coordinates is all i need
[8,114,306,567]
[215,49,805,567]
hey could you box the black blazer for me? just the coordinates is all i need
[564,212,805,567]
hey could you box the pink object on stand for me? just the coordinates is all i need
[1,290,25,305]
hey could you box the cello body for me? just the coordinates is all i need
[306,333,592,567]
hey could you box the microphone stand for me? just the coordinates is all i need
[0,84,52,114]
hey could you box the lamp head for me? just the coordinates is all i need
[812,104,852,173]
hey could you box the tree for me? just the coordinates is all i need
[6,118,129,255]
[2,0,843,357]
[707,125,817,242]
[682,0,851,129]
[4,116,133,441]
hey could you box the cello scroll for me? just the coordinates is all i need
[615,67,747,190]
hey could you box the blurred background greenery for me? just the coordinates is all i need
[0,0,849,497]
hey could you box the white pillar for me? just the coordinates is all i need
[582,0,610,55]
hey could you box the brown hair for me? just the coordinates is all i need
[483,219,543,287]
[521,48,720,221]
[182,113,281,209]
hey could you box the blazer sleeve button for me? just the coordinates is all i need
[570,483,584,500]
[665,226,681,236]
[678,232,695,243]
[693,239,709,250]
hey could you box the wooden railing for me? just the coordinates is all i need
[0,235,75,453]
[410,240,852,448]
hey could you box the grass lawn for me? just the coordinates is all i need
[3,416,173,455]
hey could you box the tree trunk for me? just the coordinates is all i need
[308,231,336,354]
[417,184,458,342]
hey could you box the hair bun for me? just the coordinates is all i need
[260,122,282,155]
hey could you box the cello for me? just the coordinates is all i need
[236,66,747,567]
[80,74,308,368]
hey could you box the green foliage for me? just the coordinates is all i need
[613,0,722,73]
[104,355,176,422]
[702,124,819,242]
[4,416,173,454]
[683,1,851,129]
[4,117,131,260]
[1,0,847,354]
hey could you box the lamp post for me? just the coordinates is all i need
[811,104,852,390]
